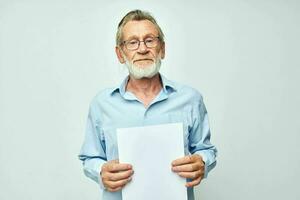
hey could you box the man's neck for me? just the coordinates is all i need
[126,74,162,98]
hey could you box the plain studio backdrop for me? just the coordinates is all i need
[0,0,299,199]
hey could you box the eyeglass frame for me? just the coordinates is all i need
[121,36,161,51]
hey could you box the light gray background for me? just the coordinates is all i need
[0,0,299,200]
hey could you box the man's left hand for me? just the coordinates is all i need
[171,154,205,187]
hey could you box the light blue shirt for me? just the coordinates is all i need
[78,74,217,200]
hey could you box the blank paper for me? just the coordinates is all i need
[117,123,187,200]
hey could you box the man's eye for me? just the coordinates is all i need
[128,40,138,45]
[145,38,154,43]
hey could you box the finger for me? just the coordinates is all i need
[185,176,202,187]
[172,155,194,166]
[106,186,123,192]
[107,163,132,172]
[106,177,132,190]
[108,170,134,181]
[177,170,203,179]
[110,159,119,164]
[102,170,132,181]
[172,163,201,172]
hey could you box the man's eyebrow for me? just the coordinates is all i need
[125,35,139,41]
[143,33,157,38]
[124,33,158,41]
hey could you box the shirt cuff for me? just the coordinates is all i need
[83,158,107,189]
[194,151,209,179]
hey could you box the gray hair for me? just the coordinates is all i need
[116,9,165,46]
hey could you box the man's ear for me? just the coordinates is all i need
[115,46,125,64]
[160,42,165,59]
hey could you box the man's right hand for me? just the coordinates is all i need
[101,159,134,192]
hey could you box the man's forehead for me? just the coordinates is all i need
[122,20,159,40]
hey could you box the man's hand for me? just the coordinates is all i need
[172,154,205,187]
[101,159,134,192]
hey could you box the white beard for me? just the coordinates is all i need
[124,57,161,79]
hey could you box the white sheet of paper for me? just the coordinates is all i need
[117,123,187,200]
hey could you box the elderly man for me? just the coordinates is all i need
[79,9,217,200]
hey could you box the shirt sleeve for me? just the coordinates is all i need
[78,101,107,189]
[189,94,217,179]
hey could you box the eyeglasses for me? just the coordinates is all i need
[122,36,160,51]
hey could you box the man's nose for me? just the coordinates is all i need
[137,41,148,53]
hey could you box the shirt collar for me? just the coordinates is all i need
[110,73,177,96]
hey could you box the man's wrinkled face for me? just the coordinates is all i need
[116,20,165,79]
